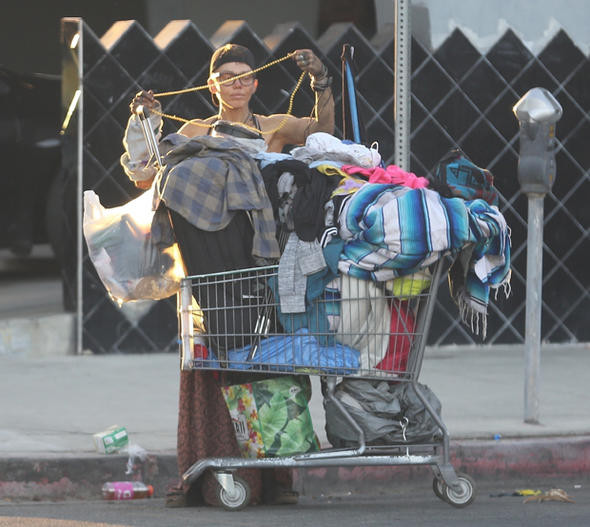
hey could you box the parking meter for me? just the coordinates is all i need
[513,87,562,195]
[512,87,562,424]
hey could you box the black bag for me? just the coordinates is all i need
[324,379,442,447]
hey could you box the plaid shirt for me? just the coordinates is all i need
[157,134,279,259]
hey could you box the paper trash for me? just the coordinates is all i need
[93,425,129,454]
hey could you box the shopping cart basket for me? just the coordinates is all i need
[177,260,476,510]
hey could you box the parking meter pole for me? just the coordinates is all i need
[513,87,562,425]
[523,195,544,423]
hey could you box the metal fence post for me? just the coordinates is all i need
[394,0,411,171]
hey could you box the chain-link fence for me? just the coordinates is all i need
[60,18,589,353]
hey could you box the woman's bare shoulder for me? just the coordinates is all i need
[179,117,216,137]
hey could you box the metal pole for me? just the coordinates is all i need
[524,194,544,424]
[76,20,84,355]
[394,0,411,171]
[512,87,562,425]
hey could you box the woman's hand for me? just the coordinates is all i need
[292,49,327,79]
[133,178,154,190]
[129,90,161,115]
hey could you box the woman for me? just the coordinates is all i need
[121,43,334,507]
[124,43,334,189]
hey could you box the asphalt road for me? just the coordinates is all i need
[1,479,588,527]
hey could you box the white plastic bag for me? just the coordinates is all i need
[83,189,184,303]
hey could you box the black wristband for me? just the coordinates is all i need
[315,63,329,79]
[311,75,332,92]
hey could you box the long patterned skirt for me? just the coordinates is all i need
[169,208,292,505]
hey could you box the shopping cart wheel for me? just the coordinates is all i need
[217,475,251,511]
[432,477,446,502]
[443,472,476,508]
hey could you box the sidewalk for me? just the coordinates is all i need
[1,343,589,500]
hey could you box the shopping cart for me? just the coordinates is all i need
[177,260,477,510]
[134,105,475,509]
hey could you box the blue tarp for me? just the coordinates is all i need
[202,328,359,374]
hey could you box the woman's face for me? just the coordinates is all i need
[210,61,257,110]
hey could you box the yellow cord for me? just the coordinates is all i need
[148,51,312,135]
[153,51,297,97]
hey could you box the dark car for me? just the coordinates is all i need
[0,66,62,257]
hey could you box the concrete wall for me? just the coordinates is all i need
[144,0,319,42]
[0,0,147,74]
[409,0,590,54]
[3,1,589,75]
[0,0,320,75]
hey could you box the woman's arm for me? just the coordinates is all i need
[303,51,335,136]
[120,90,163,190]
[304,77,335,135]
[267,49,335,150]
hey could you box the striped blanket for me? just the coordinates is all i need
[338,184,511,337]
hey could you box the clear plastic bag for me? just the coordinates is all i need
[83,189,184,303]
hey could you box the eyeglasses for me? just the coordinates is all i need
[212,70,256,87]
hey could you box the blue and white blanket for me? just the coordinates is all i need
[338,184,511,337]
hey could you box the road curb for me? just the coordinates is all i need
[2,436,589,501]
[451,435,590,479]
[0,452,178,502]
[295,435,590,497]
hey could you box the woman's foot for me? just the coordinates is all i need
[165,483,203,508]
[165,488,188,508]
[268,488,299,505]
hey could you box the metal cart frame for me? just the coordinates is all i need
[134,104,474,510]
[177,260,476,510]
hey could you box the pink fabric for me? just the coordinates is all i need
[341,164,429,189]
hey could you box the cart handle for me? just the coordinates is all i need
[136,105,163,169]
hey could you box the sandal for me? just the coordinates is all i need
[166,481,207,508]
[165,488,188,508]
[269,489,299,505]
